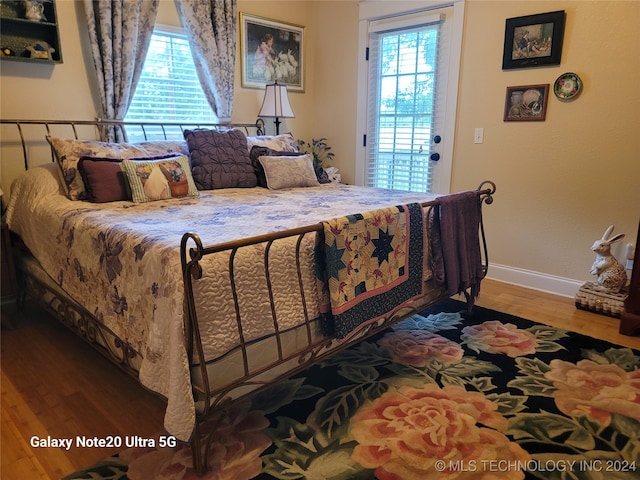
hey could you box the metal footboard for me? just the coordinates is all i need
[180,181,496,474]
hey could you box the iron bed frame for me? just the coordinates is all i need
[1,118,496,475]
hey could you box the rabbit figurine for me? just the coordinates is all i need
[590,225,628,293]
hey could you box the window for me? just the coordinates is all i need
[367,23,440,192]
[125,27,216,129]
[356,4,463,194]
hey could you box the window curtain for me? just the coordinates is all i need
[174,0,236,123]
[84,0,159,141]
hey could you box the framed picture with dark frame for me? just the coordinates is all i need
[502,10,565,70]
[504,84,549,122]
[240,13,304,92]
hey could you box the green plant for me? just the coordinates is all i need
[296,138,335,167]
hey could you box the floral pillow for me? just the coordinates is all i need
[246,133,298,153]
[46,136,188,200]
[259,154,320,190]
[121,155,199,203]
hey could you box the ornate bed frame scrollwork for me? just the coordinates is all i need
[16,262,142,374]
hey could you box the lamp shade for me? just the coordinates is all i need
[258,83,295,118]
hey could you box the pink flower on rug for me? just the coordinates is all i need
[378,330,463,367]
[121,401,271,480]
[350,384,530,480]
[461,320,539,357]
[545,359,640,427]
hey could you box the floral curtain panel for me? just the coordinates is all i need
[84,0,159,141]
[174,0,237,123]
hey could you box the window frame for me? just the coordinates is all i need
[366,20,441,192]
[355,1,465,194]
[125,25,217,126]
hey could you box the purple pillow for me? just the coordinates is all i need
[78,157,128,203]
[183,129,257,190]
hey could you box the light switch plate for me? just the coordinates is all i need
[474,128,484,144]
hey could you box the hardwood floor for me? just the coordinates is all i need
[1,302,165,480]
[1,278,639,479]
[475,279,640,350]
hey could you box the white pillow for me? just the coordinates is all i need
[258,154,320,190]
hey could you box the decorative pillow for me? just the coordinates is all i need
[121,155,199,203]
[136,140,190,158]
[78,157,129,203]
[46,136,188,200]
[246,133,298,152]
[183,129,257,190]
[249,146,302,188]
[314,164,331,184]
[78,153,185,203]
[259,154,320,190]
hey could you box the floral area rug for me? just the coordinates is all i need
[63,299,640,480]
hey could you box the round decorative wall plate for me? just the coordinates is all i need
[554,72,582,100]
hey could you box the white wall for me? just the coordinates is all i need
[452,1,639,295]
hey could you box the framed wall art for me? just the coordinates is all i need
[503,84,549,122]
[240,13,304,92]
[502,10,565,70]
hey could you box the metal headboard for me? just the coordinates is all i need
[0,118,265,171]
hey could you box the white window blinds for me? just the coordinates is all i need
[126,28,216,126]
[366,15,443,192]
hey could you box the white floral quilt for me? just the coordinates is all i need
[6,164,439,441]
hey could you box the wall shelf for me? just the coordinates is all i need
[1,0,63,64]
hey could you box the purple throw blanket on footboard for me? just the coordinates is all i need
[429,190,483,306]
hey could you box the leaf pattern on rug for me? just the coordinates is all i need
[63,457,128,480]
[64,301,640,480]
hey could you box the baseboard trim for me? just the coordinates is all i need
[486,264,584,299]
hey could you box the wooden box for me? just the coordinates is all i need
[575,281,629,318]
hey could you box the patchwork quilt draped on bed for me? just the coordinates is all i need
[317,203,427,340]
